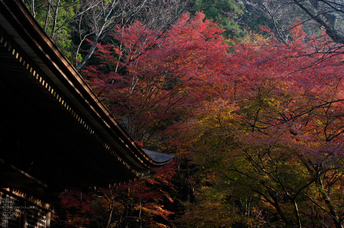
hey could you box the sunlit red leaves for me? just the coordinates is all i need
[82,12,228,144]
[79,13,231,226]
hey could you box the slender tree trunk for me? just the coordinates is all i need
[106,202,115,228]
[292,198,302,228]
[317,177,343,228]
[31,0,35,18]
[44,4,51,31]
[139,200,142,228]
[51,0,61,39]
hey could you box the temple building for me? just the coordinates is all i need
[0,0,173,227]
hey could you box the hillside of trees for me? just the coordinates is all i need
[25,0,344,227]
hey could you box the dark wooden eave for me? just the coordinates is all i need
[0,0,173,190]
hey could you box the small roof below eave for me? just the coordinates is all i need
[0,159,47,189]
[142,149,174,163]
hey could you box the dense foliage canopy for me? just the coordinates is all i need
[25,0,344,227]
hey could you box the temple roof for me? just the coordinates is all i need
[0,0,173,191]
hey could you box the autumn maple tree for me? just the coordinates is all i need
[171,25,344,227]
[82,12,228,146]
[57,8,344,228]
[58,11,229,228]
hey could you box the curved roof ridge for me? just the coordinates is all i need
[0,0,173,186]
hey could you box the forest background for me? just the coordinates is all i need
[24,0,344,227]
